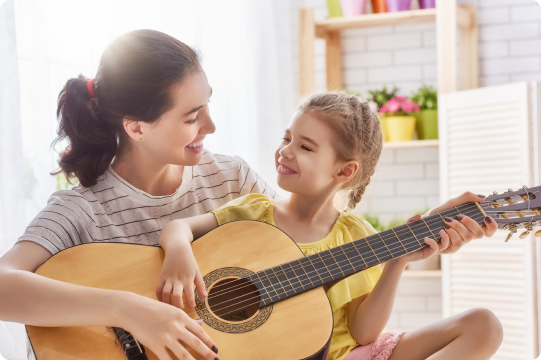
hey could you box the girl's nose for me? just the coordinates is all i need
[279,144,293,159]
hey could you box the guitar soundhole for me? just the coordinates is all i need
[207,277,260,322]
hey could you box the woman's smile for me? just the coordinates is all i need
[186,139,204,153]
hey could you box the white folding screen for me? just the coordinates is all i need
[439,82,539,360]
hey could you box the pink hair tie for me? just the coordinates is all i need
[87,79,96,98]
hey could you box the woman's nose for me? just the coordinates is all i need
[200,108,216,135]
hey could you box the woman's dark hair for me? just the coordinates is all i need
[52,29,202,187]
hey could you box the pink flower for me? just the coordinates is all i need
[379,104,388,114]
[413,104,420,112]
[396,95,406,101]
[401,99,413,113]
[387,100,400,113]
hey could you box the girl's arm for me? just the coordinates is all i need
[0,241,219,360]
[156,213,219,308]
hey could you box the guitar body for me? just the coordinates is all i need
[27,221,333,360]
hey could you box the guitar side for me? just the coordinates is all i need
[27,220,333,360]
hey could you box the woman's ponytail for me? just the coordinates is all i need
[52,75,117,187]
[51,30,202,187]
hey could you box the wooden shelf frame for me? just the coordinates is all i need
[383,139,439,149]
[299,1,478,96]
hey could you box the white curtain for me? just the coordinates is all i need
[0,0,294,358]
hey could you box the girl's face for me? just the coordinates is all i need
[138,70,215,166]
[275,110,353,197]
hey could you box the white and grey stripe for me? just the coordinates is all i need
[17,152,277,255]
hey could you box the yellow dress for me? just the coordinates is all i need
[211,194,382,360]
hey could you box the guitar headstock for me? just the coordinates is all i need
[483,185,541,242]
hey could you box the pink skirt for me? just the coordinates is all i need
[343,331,408,360]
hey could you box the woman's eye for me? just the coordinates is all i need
[186,116,199,124]
[301,145,312,151]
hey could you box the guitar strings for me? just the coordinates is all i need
[203,203,488,301]
[203,202,487,300]
[203,210,488,313]
[207,214,491,317]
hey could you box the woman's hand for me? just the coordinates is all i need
[119,293,219,360]
[392,192,498,266]
[156,240,207,309]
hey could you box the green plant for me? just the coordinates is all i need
[361,207,431,232]
[367,86,400,109]
[56,173,79,190]
[411,84,438,110]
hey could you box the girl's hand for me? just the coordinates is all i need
[120,293,219,360]
[392,192,497,266]
[156,240,207,309]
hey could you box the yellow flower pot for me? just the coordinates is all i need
[383,116,416,142]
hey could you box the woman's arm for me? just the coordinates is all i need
[0,241,219,360]
[156,213,219,308]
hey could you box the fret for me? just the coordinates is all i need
[279,265,297,294]
[286,262,305,290]
[263,269,282,300]
[318,250,344,280]
[297,258,315,287]
[271,267,291,297]
[351,241,369,267]
[406,223,423,247]
[249,274,269,305]
[255,272,273,304]
[377,232,393,258]
[391,228,408,252]
[455,206,462,214]
[339,244,358,272]
[327,249,345,276]
[316,253,335,280]
[422,218,437,239]
[305,255,326,284]
[363,236,380,262]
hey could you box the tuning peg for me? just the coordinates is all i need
[519,231,530,239]
[505,232,514,242]
[535,230,541,237]
[508,188,513,192]
[493,191,499,195]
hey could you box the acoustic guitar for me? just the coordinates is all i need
[26,186,539,360]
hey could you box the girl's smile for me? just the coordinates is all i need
[277,163,297,175]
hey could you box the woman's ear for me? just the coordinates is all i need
[336,161,359,184]
[123,117,145,142]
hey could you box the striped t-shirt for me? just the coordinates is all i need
[17,151,277,254]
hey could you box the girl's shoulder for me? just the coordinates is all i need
[211,193,274,225]
[337,212,378,238]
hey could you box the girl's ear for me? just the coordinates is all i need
[123,117,145,142]
[336,161,359,184]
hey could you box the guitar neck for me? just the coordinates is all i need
[251,200,488,307]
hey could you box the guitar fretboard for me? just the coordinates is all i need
[248,201,488,307]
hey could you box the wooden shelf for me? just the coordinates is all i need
[299,2,479,96]
[383,139,439,149]
[315,9,436,37]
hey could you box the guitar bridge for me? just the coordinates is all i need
[113,327,148,360]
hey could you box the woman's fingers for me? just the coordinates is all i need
[439,223,461,254]
[438,229,450,251]
[186,317,217,352]
[455,215,484,239]
[483,216,498,236]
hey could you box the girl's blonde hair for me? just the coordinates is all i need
[298,92,383,210]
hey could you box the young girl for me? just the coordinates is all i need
[157,93,503,360]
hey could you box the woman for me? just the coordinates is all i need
[0,30,496,360]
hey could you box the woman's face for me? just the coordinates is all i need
[138,70,215,166]
[275,110,346,197]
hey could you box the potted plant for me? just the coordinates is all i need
[386,0,412,12]
[411,85,438,140]
[371,0,387,13]
[340,0,368,16]
[379,95,419,142]
[367,86,399,141]
[418,0,435,9]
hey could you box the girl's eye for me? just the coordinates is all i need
[282,137,291,142]
[186,116,199,124]
[301,145,312,152]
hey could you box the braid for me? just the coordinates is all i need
[299,91,383,212]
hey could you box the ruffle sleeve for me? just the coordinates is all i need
[210,193,274,225]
